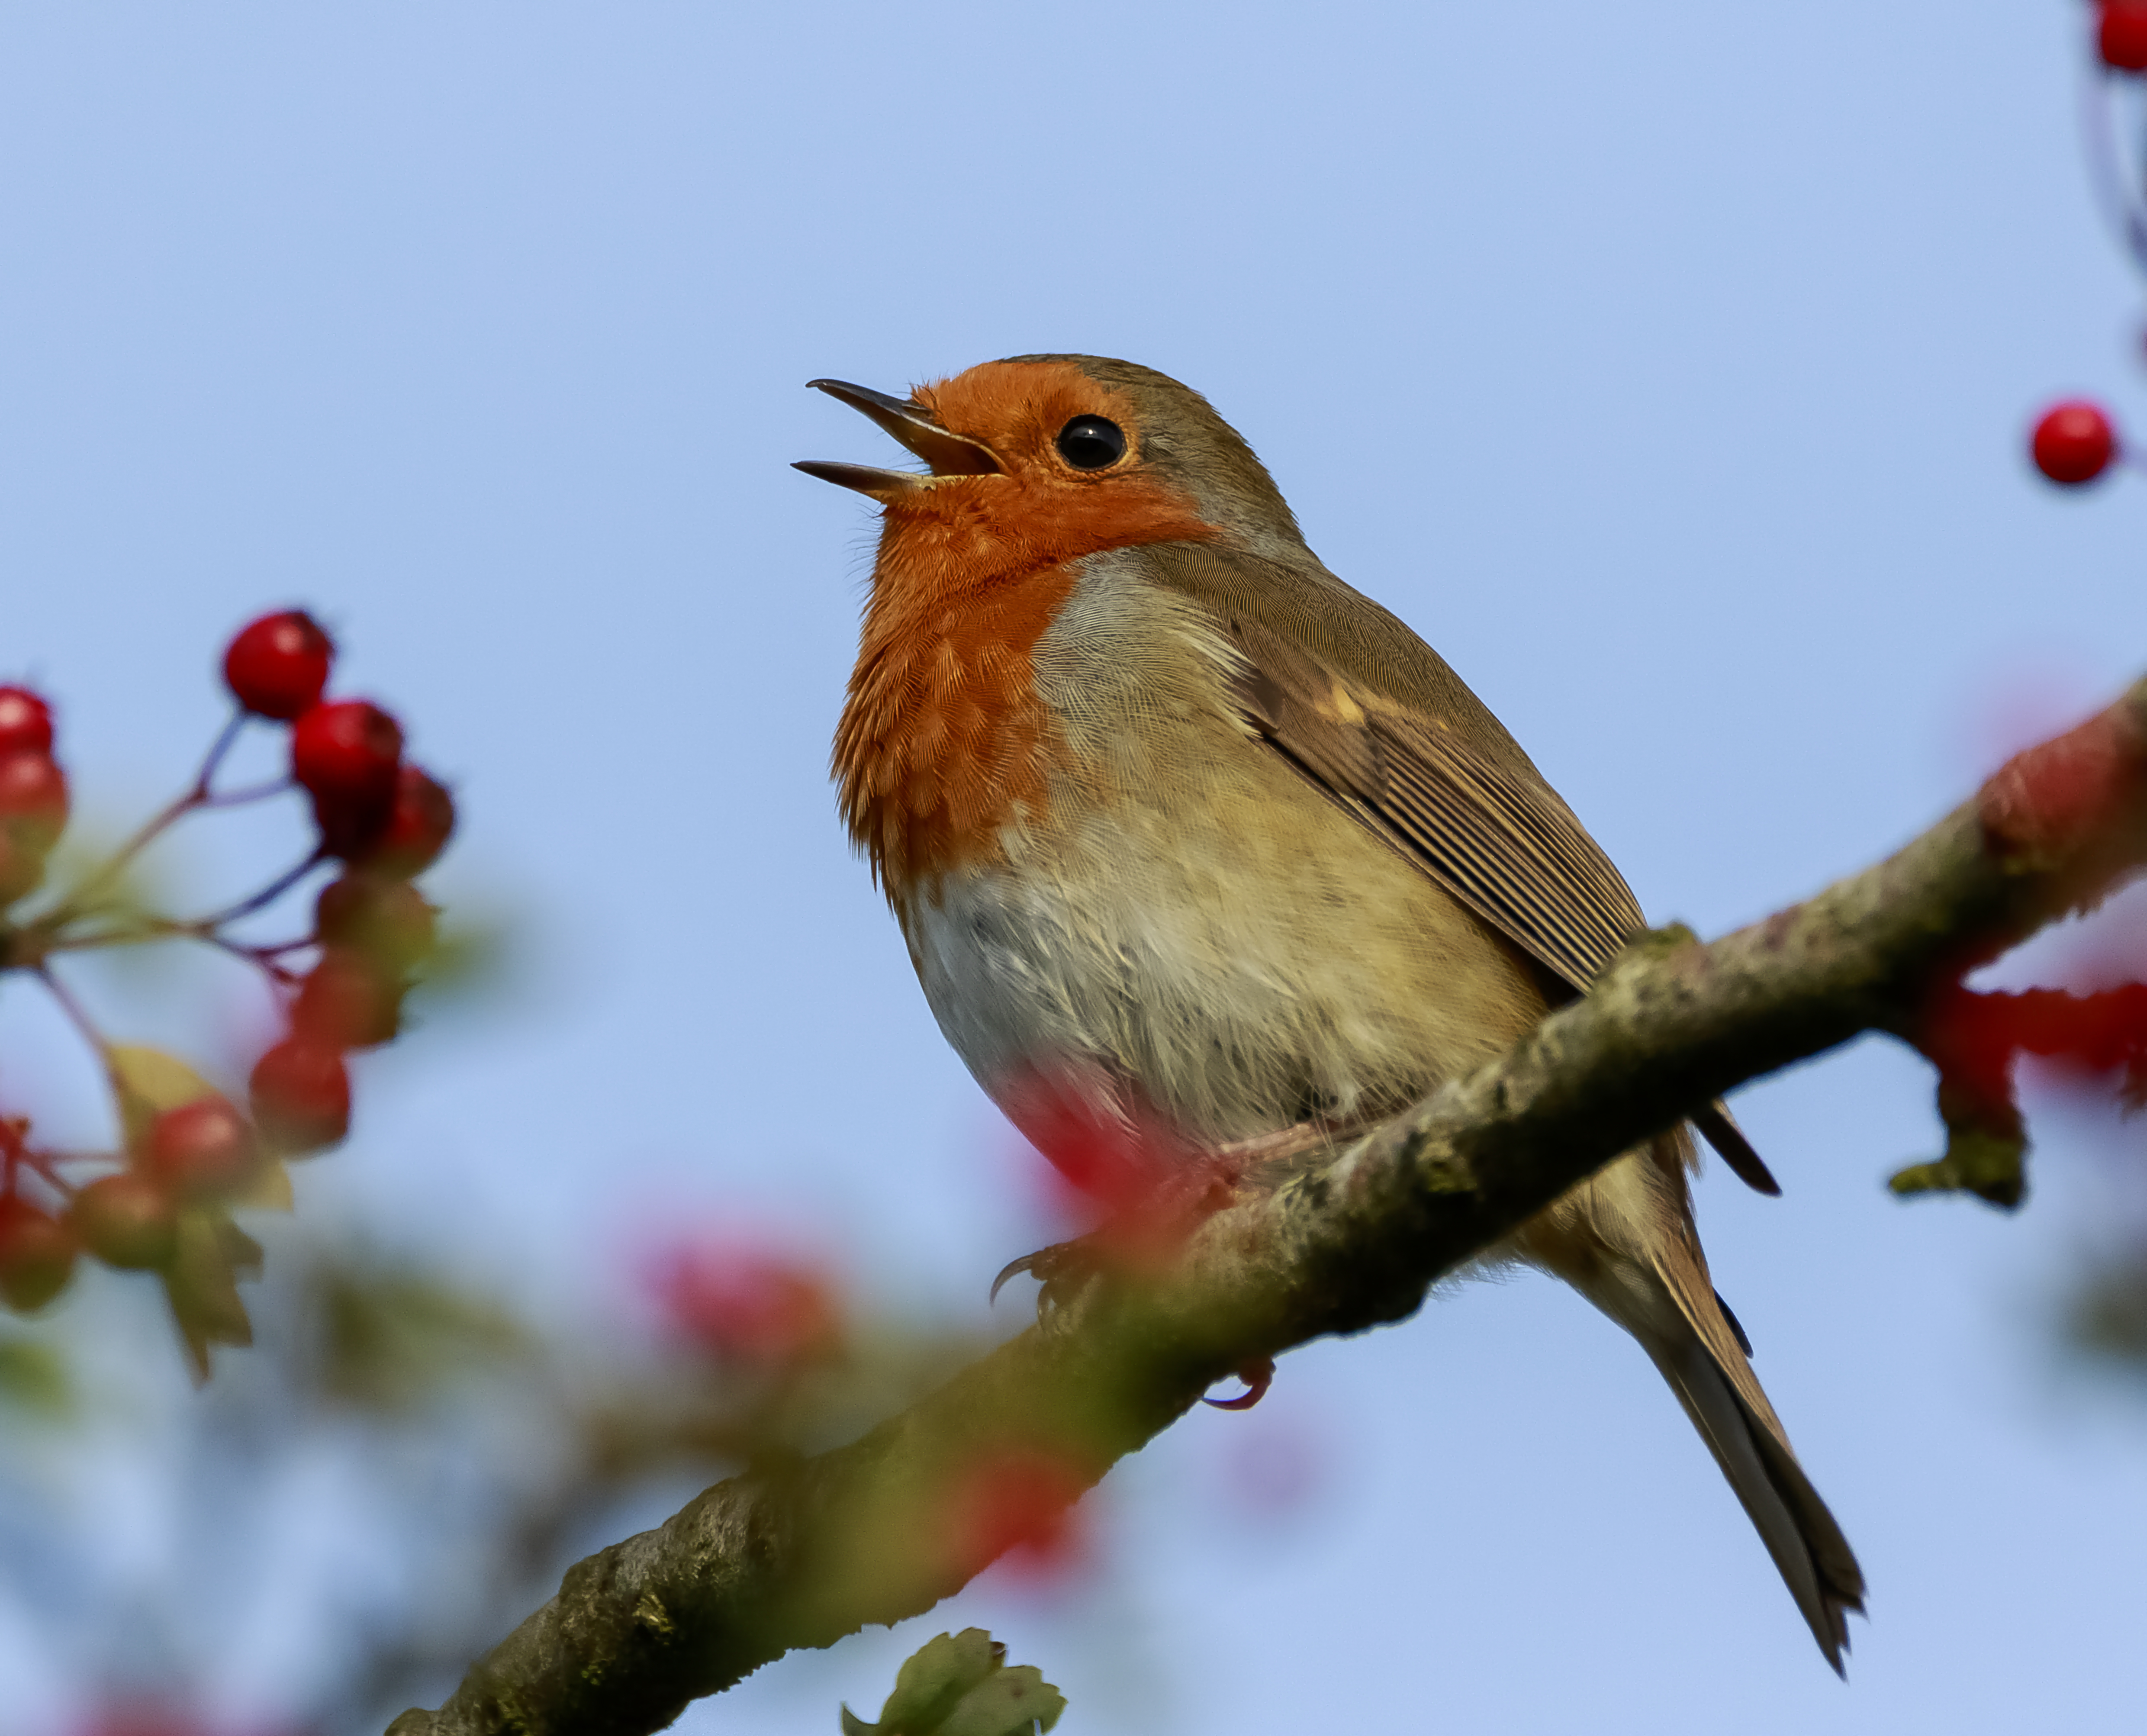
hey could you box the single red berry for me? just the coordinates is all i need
[293,947,404,1050]
[316,874,438,971]
[2102,1,2147,71]
[0,751,68,849]
[350,765,456,876]
[291,699,403,803]
[145,1096,260,1198]
[0,827,46,907]
[652,1246,842,1366]
[2031,400,2117,485]
[69,1173,179,1270]
[0,687,54,756]
[249,1037,352,1154]
[223,610,335,721]
[0,1196,77,1312]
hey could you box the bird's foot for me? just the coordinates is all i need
[991,1149,1255,1319]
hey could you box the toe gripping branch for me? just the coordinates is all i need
[1203,1357,1276,1411]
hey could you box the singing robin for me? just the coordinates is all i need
[797,355,1866,1668]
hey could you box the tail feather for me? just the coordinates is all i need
[1522,1135,1865,1668]
[1642,1318,1867,1671]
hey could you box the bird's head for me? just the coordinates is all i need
[796,356,1309,577]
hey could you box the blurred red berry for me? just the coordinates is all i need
[2102,1,2147,70]
[653,1245,841,1366]
[350,764,456,876]
[293,946,404,1049]
[0,1195,77,1311]
[948,1450,1089,1581]
[145,1096,260,1198]
[0,827,46,907]
[315,873,437,971]
[222,610,335,721]
[0,686,53,756]
[2031,400,2117,485]
[292,699,402,803]
[0,750,68,849]
[250,1037,352,1154]
[70,1173,178,1270]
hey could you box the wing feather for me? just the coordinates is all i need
[1153,561,1782,1196]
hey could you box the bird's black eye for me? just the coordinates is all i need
[1056,415,1126,470]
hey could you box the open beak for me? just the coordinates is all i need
[793,379,1003,499]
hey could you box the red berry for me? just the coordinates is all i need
[293,947,404,1050]
[2102,1,2147,71]
[652,1246,841,1366]
[291,699,402,802]
[2031,400,2118,485]
[0,687,53,756]
[0,1196,77,1311]
[222,610,335,721]
[350,765,456,876]
[145,1096,259,1198]
[249,1038,352,1154]
[316,874,437,970]
[70,1173,178,1270]
[0,751,68,849]
[0,828,46,907]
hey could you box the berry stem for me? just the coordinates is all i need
[32,962,125,1109]
[45,707,251,924]
[187,846,328,931]
[2082,54,2147,274]
[198,775,296,809]
[199,931,305,986]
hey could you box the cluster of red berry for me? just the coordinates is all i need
[0,611,454,1328]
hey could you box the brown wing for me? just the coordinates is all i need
[1226,611,1642,989]
[1139,545,1780,1195]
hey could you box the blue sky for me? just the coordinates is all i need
[2,3,2145,1731]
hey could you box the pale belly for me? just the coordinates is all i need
[895,739,1548,1157]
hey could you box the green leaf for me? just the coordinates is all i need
[107,1043,219,1147]
[228,1158,295,1212]
[160,1208,262,1382]
[841,1631,1064,1736]
[936,1668,1065,1736]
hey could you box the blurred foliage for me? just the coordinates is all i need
[2066,1246,2147,1375]
[0,1220,995,1736]
[0,1334,69,1417]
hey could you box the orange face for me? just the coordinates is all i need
[808,359,1219,899]
[805,359,1217,590]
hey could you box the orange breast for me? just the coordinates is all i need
[834,464,1215,898]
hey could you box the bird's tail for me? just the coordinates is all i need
[1520,1139,1866,1668]
[1635,1297,1867,1671]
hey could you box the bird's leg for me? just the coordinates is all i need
[991,1147,1245,1317]
[992,1120,1347,1319]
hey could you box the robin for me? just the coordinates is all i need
[797,355,1865,1668]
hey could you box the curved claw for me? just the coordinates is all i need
[989,1252,1041,1306]
[1203,1355,1276,1412]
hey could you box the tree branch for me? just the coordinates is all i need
[389,675,2147,1736]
